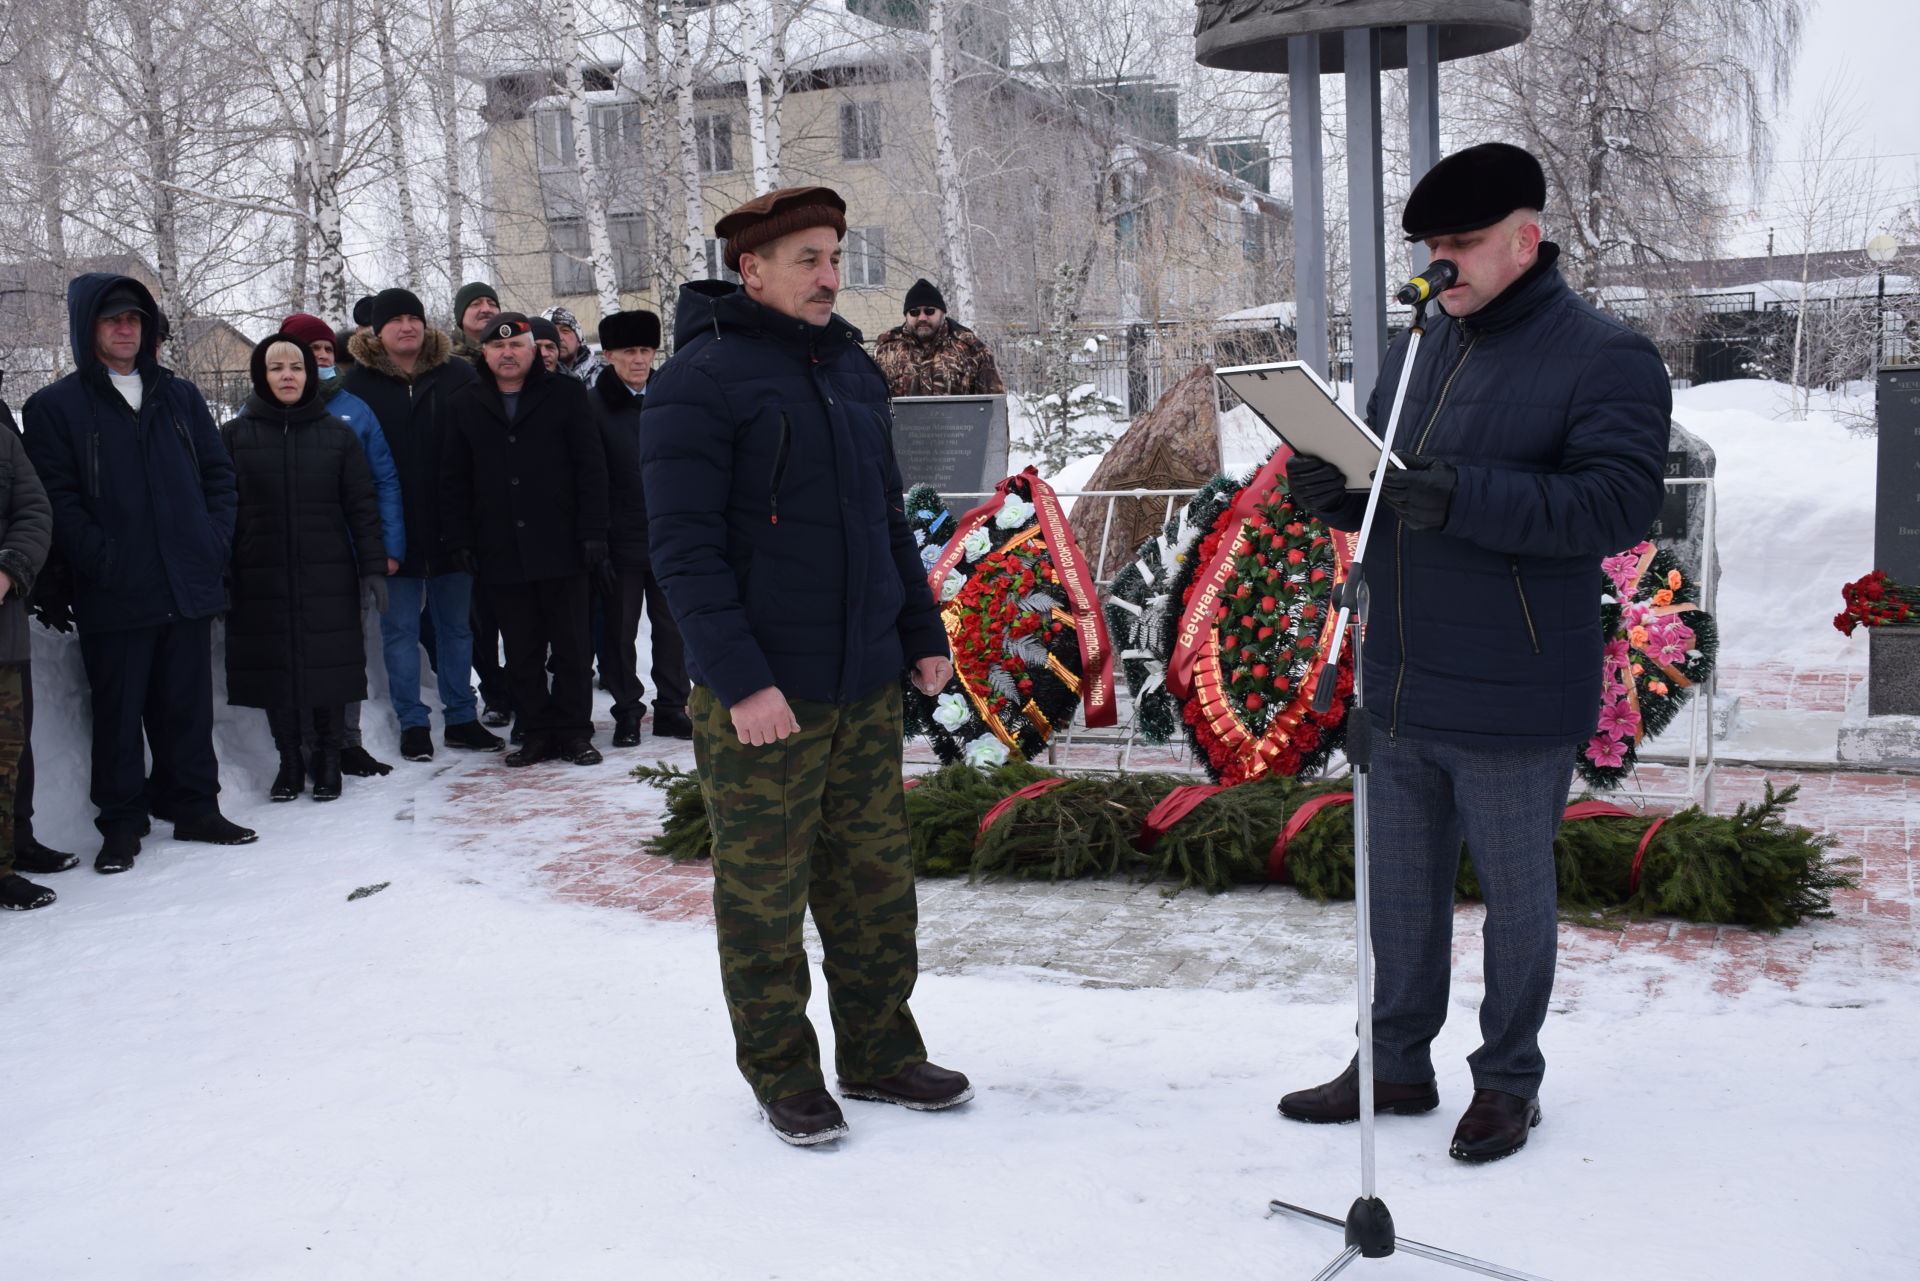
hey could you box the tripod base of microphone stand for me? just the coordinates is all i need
[1268,1197,1555,1280]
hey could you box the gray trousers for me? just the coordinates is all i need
[1366,728,1575,1099]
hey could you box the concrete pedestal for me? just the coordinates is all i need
[1839,631,1920,765]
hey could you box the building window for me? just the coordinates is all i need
[696,113,734,173]
[844,226,886,288]
[839,100,882,162]
[1241,208,1267,267]
[537,109,575,171]
[550,214,651,295]
[701,237,742,285]
[592,101,642,167]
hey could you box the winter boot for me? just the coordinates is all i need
[559,738,602,766]
[761,1089,849,1146]
[651,708,694,741]
[444,720,504,752]
[267,710,305,802]
[504,735,554,768]
[0,873,56,910]
[611,711,642,748]
[11,837,80,874]
[310,707,343,802]
[338,745,392,777]
[400,726,434,761]
[837,1062,973,1111]
[172,812,259,845]
[95,832,140,874]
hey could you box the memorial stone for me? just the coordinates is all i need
[1869,367,1920,717]
[1654,419,1719,604]
[890,395,1009,497]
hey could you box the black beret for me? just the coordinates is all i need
[599,310,661,350]
[1402,143,1547,242]
[371,288,425,332]
[482,312,533,342]
[904,278,947,314]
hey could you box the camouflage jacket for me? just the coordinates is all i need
[872,320,1005,397]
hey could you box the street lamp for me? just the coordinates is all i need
[1867,233,1898,367]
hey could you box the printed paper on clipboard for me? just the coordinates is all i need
[1215,361,1404,490]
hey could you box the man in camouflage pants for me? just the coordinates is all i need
[872,278,1006,398]
[642,186,968,1146]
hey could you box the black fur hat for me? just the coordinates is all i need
[599,310,662,350]
[1401,143,1547,242]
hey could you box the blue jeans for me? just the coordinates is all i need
[1366,727,1575,1099]
[379,573,478,730]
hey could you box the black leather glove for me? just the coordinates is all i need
[1380,455,1457,531]
[584,540,618,595]
[30,596,74,633]
[1284,452,1349,515]
[363,574,390,613]
[450,547,480,577]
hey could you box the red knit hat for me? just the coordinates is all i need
[281,312,337,351]
[715,186,848,271]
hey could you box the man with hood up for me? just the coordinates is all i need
[21,273,257,874]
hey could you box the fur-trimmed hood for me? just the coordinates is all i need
[347,326,453,384]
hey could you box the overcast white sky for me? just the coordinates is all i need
[1728,0,1916,254]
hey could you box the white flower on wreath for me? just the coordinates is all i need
[919,542,943,570]
[940,570,965,601]
[995,495,1035,529]
[963,735,1009,768]
[932,692,970,730]
[961,527,993,560]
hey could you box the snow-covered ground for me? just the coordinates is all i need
[1,377,1908,1280]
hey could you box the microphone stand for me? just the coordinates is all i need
[1271,299,1554,1281]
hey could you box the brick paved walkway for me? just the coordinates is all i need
[424,666,1915,1005]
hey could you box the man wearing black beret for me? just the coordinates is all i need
[1278,143,1670,1162]
[588,309,688,746]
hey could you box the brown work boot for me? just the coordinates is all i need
[838,1061,973,1111]
[1449,1088,1541,1163]
[1278,1062,1439,1124]
[762,1088,850,1146]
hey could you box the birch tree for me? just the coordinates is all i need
[667,0,706,281]
[926,0,976,320]
[370,0,426,290]
[558,0,621,317]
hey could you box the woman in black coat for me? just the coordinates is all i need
[221,334,386,802]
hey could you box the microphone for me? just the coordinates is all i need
[1394,258,1458,306]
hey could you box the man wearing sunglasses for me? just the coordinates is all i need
[872,278,1004,399]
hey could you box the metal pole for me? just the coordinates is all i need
[1290,35,1329,382]
[1406,24,1441,274]
[1345,27,1386,416]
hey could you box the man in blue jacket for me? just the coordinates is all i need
[1277,144,1670,1162]
[22,274,258,873]
[641,187,966,1147]
[282,311,404,777]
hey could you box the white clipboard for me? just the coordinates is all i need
[1215,361,1403,490]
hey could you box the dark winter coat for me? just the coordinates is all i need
[1315,244,1670,747]
[441,356,609,585]
[220,337,386,710]
[590,365,649,572]
[21,273,238,633]
[316,370,406,565]
[342,327,478,577]
[640,282,947,709]
[0,427,53,664]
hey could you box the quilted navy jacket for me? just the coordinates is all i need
[639,282,947,708]
[1319,245,1670,747]
[21,273,237,632]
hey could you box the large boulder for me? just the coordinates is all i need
[1068,365,1222,580]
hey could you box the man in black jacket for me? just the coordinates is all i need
[1277,144,1669,1162]
[22,274,257,873]
[589,309,688,746]
[641,187,966,1147]
[442,314,610,767]
[345,288,500,763]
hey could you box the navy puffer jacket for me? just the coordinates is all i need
[640,282,947,708]
[1319,245,1670,747]
[21,273,237,632]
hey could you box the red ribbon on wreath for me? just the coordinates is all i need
[976,777,1070,841]
[925,467,1116,728]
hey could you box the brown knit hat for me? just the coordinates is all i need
[715,186,848,272]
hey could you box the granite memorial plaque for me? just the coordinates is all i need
[890,395,1009,496]
[1875,367,1920,584]
[1651,420,1718,603]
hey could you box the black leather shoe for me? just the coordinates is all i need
[11,838,80,874]
[505,735,554,768]
[560,738,602,766]
[96,833,141,874]
[652,709,693,740]
[444,720,504,752]
[0,873,56,909]
[1278,1063,1439,1124]
[838,1061,973,1110]
[481,704,512,728]
[611,713,641,748]
[338,745,392,777]
[1449,1089,1541,1163]
[400,726,434,761]
[762,1088,850,1146]
[172,812,259,845]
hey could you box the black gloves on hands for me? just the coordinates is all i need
[450,547,480,577]
[583,540,618,595]
[1380,455,1457,532]
[1284,452,1349,516]
[363,574,390,613]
